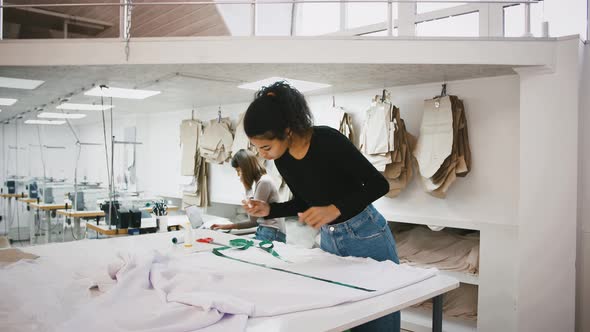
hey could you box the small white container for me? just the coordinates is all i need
[157,216,168,233]
[183,223,194,247]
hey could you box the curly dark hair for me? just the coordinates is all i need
[243,81,313,140]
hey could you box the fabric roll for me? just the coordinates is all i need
[394,226,479,275]
[413,284,478,321]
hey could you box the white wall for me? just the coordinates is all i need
[517,38,581,332]
[72,74,520,230]
[577,42,590,332]
[70,76,519,224]
[1,122,75,185]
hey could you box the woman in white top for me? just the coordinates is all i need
[211,149,286,242]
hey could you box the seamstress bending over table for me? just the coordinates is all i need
[242,81,400,332]
[211,149,286,243]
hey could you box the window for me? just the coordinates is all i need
[347,2,396,30]
[503,3,544,37]
[416,11,479,37]
[256,1,293,36]
[295,1,339,36]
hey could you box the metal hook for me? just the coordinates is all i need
[332,96,336,108]
[440,83,447,97]
[217,106,221,123]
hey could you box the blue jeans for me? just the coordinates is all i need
[255,226,286,243]
[320,204,400,332]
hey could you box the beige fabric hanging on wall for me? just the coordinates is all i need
[359,100,393,172]
[315,106,356,143]
[382,105,416,198]
[180,119,209,207]
[414,95,471,198]
[231,113,256,156]
[180,120,201,176]
[360,93,415,197]
[339,112,355,142]
[199,118,234,164]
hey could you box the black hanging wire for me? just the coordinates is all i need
[100,88,111,187]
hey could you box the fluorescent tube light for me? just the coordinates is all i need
[0,76,44,90]
[25,119,66,125]
[84,86,161,99]
[38,112,87,119]
[238,77,331,93]
[0,98,17,106]
[57,103,113,111]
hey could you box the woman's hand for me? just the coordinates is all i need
[242,199,270,217]
[298,205,341,229]
[211,223,236,230]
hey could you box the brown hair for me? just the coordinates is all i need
[231,149,266,191]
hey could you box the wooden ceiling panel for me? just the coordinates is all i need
[169,7,227,37]
[4,0,229,38]
[131,6,187,36]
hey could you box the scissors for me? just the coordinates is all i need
[196,237,225,246]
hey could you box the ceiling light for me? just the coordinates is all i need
[25,119,66,125]
[38,112,87,119]
[57,103,113,111]
[0,76,44,90]
[238,77,331,93]
[84,86,161,99]
[0,98,17,106]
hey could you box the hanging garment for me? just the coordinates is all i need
[231,113,254,157]
[315,106,346,131]
[180,119,209,207]
[200,118,234,164]
[182,162,208,208]
[414,95,471,198]
[413,97,454,179]
[339,112,355,142]
[315,107,356,143]
[363,103,391,155]
[359,101,394,172]
[180,120,201,176]
[381,106,416,198]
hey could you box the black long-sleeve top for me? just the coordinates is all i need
[266,126,389,224]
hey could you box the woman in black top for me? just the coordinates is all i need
[242,82,400,332]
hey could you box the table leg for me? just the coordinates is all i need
[46,210,51,243]
[432,294,443,332]
[74,217,81,240]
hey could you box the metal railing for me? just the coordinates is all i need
[0,0,547,39]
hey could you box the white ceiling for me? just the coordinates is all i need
[0,63,516,123]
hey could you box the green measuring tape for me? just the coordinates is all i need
[215,239,292,263]
[212,239,375,292]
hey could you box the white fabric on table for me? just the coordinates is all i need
[0,230,437,332]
